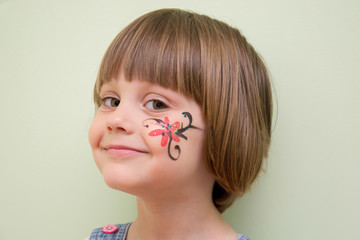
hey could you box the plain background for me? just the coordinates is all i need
[1,0,359,239]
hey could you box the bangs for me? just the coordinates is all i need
[94,9,203,106]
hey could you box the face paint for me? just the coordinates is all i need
[143,112,199,160]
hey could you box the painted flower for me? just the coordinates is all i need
[143,112,199,160]
[148,117,180,147]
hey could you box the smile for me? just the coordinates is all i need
[103,145,148,157]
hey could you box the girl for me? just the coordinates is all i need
[88,8,272,240]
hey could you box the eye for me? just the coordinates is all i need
[145,99,168,110]
[101,97,120,108]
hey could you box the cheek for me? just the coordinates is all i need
[88,115,104,151]
[142,113,205,162]
[180,129,205,160]
[143,132,168,159]
[144,128,207,190]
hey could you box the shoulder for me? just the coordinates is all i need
[88,223,131,240]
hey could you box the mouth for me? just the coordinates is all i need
[102,144,148,157]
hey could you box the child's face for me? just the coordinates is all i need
[89,73,213,198]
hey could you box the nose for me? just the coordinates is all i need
[106,104,135,134]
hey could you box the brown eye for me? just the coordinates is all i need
[145,100,168,110]
[102,97,120,107]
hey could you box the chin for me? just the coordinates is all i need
[101,169,144,196]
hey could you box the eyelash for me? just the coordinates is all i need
[100,97,120,108]
[144,99,168,110]
[100,97,169,111]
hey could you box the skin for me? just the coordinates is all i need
[88,73,238,240]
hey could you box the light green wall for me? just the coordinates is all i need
[1,0,359,239]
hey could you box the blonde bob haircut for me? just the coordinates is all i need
[94,8,273,213]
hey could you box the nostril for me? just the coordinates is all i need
[106,124,127,132]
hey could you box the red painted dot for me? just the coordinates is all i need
[102,224,118,234]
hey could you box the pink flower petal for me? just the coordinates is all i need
[172,122,180,129]
[161,133,169,146]
[149,129,165,136]
[172,134,180,142]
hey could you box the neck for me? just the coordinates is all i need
[127,195,236,240]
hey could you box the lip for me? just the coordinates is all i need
[102,144,148,157]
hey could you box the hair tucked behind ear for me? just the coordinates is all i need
[94,8,273,213]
